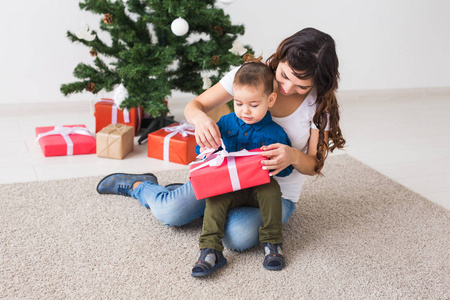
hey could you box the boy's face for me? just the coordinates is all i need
[233,84,276,125]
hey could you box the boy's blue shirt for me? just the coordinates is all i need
[195,112,293,177]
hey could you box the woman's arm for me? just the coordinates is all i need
[260,129,329,176]
[184,82,233,149]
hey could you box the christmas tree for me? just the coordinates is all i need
[61,0,252,120]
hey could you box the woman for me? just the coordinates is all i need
[97,27,346,251]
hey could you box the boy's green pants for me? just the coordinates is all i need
[199,178,283,252]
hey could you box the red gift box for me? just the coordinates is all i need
[35,125,96,157]
[189,149,270,199]
[94,98,143,135]
[148,122,197,165]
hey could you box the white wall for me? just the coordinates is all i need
[1,0,449,104]
[225,0,450,91]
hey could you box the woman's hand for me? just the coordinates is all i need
[260,143,297,176]
[194,114,221,150]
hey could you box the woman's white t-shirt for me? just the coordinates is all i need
[219,67,329,202]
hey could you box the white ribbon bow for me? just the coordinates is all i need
[164,121,195,137]
[163,121,195,161]
[36,126,93,156]
[190,139,261,192]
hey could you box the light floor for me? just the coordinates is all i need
[1,89,449,210]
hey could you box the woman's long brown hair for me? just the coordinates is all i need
[266,28,346,174]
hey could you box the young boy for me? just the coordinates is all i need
[191,60,293,277]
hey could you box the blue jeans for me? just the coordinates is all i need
[131,181,296,251]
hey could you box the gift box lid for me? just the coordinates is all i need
[98,123,134,135]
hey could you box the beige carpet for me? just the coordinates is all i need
[1,155,449,299]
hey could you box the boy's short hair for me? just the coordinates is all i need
[233,61,274,96]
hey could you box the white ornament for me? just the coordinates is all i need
[218,0,235,6]
[202,76,212,89]
[76,21,96,42]
[171,17,189,36]
[113,83,129,107]
[229,40,247,56]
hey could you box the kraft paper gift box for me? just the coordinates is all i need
[94,98,143,135]
[35,125,96,157]
[189,148,270,199]
[147,122,197,165]
[96,124,134,159]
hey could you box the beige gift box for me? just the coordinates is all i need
[96,124,134,159]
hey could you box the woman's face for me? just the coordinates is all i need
[275,61,313,96]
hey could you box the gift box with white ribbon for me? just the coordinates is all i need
[147,121,197,165]
[94,98,142,135]
[35,125,96,157]
[189,141,270,199]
